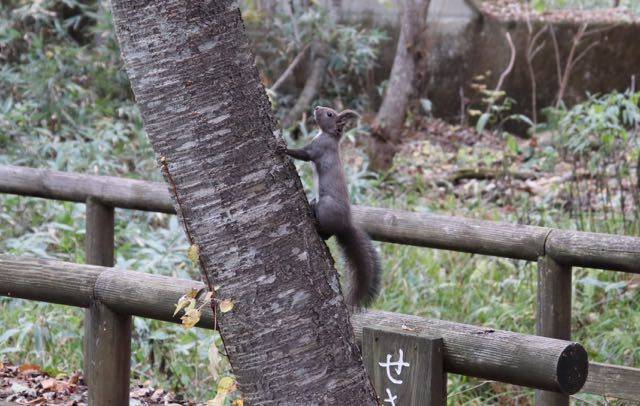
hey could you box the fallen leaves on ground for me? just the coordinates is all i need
[0,362,208,405]
[1,363,85,405]
[481,0,640,24]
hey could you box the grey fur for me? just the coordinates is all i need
[285,106,382,306]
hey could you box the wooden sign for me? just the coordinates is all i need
[363,327,446,406]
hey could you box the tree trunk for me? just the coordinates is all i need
[110,1,377,404]
[370,0,430,171]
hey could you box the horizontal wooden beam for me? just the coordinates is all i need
[582,362,640,401]
[0,255,588,395]
[8,259,639,401]
[0,164,174,213]
[1,165,638,272]
[351,205,547,261]
[545,230,640,273]
[0,256,102,307]
[351,310,586,395]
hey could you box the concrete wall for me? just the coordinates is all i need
[248,1,640,124]
[324,0,482,119]
[318,0,479,28]
[321,1,640,123]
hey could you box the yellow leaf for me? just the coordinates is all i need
[202,291,214,304]
[219,299,234,313]
[208,344,220,380]
[196,291,214,312]
[217,377,236,394]
[173,293,196,317]
[232,400,244,406]
[173,296,188,317]
[207,393,226,406]
[180,307,201,329]
[188,244,200,264]
[187,287,201,299]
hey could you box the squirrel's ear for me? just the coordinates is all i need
[337,109,360,125]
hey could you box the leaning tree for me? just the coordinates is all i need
[110,0,377,403]
[370,0,431,171]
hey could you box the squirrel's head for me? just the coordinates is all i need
[314,106,359,138]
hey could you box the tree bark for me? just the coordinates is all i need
[110,1,377,404]
[370,0,430,171]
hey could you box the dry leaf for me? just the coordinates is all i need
[174,296,195,317]
[181,307,201,329]
[131,387,153,398]
[188,244,200,264]
[41,378,67,393]
[18,364,41,374]
[41,378,58,391]
[68,372,80,385]
[219,299,234,313]
[187,287,201,299]
[208,344,220,381]
[202,291,214,304]
[232,400,244,406]
[207,392,226,406]
[173,288,200,317]
[217,377,236,394]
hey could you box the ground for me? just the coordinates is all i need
[481,0,640,23]
[0,362,200,406]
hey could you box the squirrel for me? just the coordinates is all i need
[283,106,382,307]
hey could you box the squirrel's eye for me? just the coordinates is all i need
[327,112,333,117]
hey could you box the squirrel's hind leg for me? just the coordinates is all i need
[310,199,331,240]
[313,197,349,240]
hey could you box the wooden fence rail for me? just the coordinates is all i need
[2,255,640,401]
[0,255,588,395]
[1,164,639,404]
[1,164,638,272]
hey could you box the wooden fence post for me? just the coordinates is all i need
[84,197,131,405]
[536,256,572,406]
[363,326,446,406]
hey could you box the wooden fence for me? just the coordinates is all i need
[1,164,639,404]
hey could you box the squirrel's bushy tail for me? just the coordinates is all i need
[336,225,381,307]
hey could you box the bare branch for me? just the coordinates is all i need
[494,32,516,95]
[569,40,600,72]
[283,0,302,47]
[548,25,563,90]
[484,31,516,117]
[531,42,546,60]
[269,44,309,93]
[555,24,588,108]
[524,3,547,125]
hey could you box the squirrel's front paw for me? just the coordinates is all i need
[275,144,288,155]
